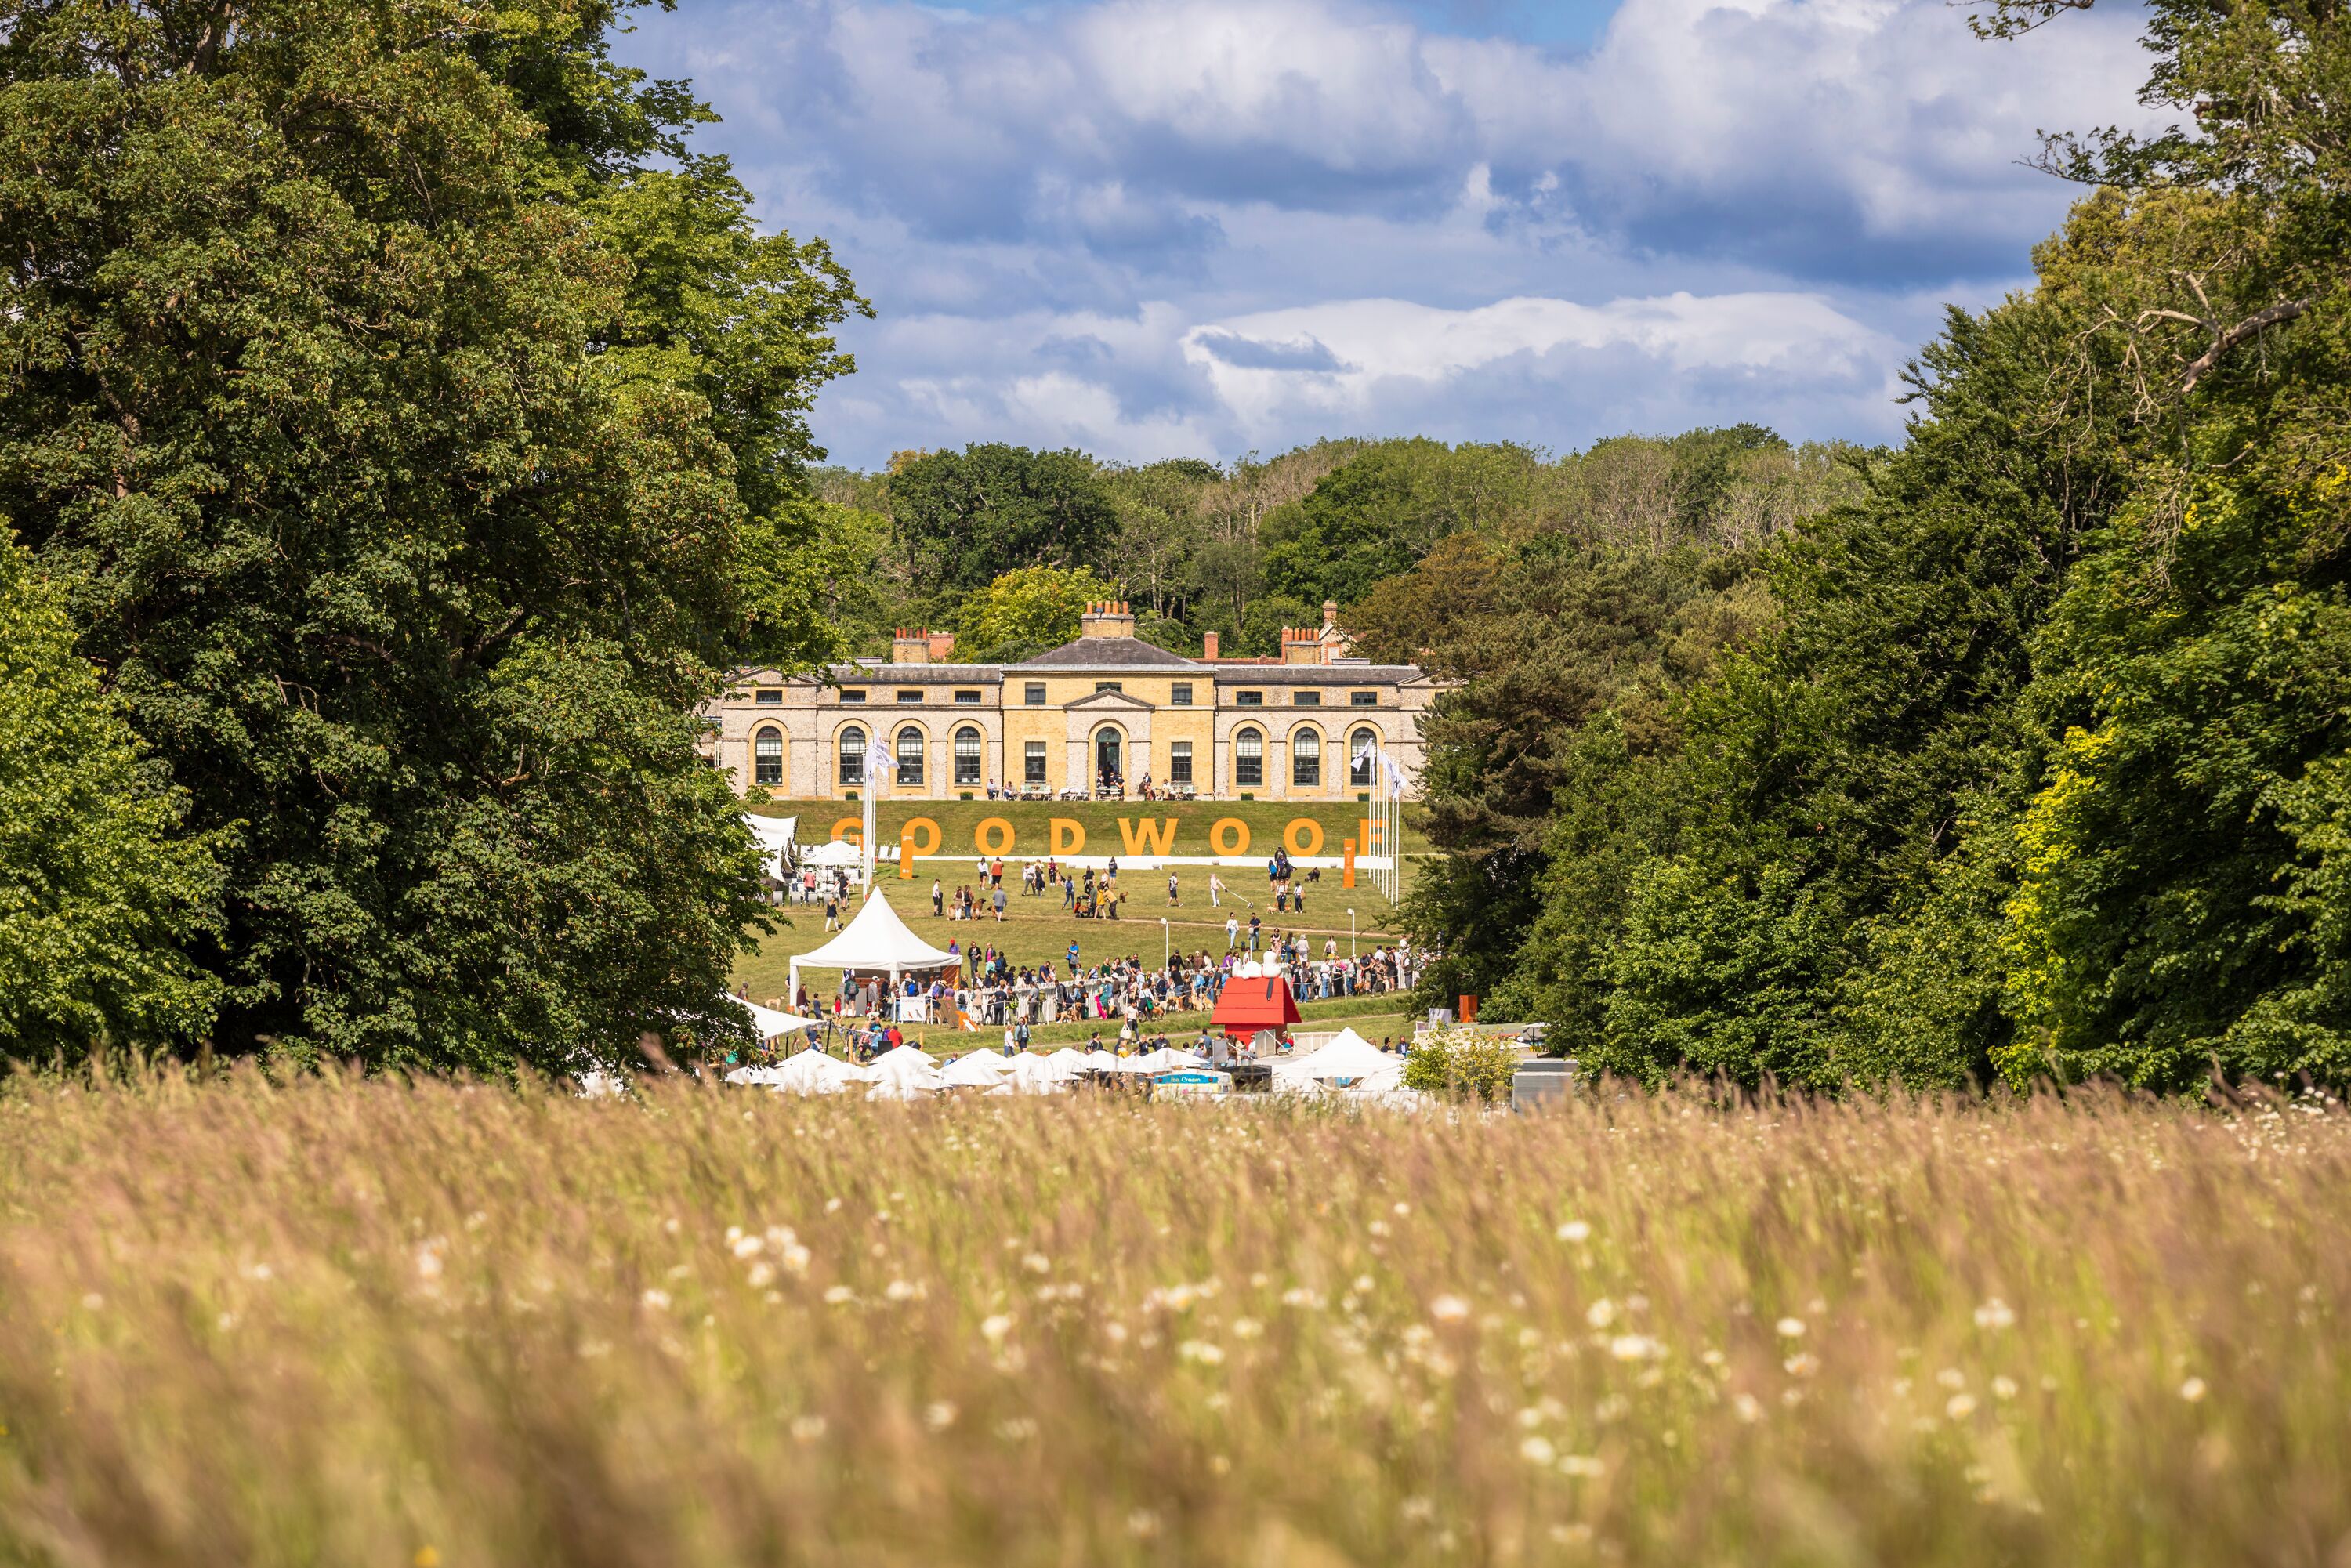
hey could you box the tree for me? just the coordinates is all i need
[886,445,1119,596]
[0,0,842,1068]
[955,567,1121,663]
[0,531,223,1059]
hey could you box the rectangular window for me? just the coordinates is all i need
[1170,683,1193,706]
[1294,690,1320,706]
[839,689,866,704]
[954,730,982,785]
[1169,741,1193,785]
[1351,690,1378,706]
[1236,691,1263,707]
[1095,681,1122,694]
[1023,741,1048,785]
[897,690,924,704]
[1024,682,1047,705]
[954,690,981,705]
[755,689,783,704]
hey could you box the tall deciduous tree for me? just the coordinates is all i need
[0,0,861,1068]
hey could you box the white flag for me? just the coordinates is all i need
[864,734,896,778]
[1379,753,1407,798]
[1353,735,1379,767]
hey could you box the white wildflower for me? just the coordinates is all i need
[1946,1393,1977,1420]
[2179,1377,2208,1403]
[1556,1219,1592,1244]
[923,1401,958,1432]
[1429,1295,1472,1324]
[1178,1339,1226,1365]
[1519,1435,1557,1466]
[981,1313,1016,1344]
[641,1288,672,1310]
[1774,1317,1806,1339]
[1559,1454,1606,1479]
[1585,1298,1617,1330]
[1973,1298,2016,1331]
[790,1414,827,1443]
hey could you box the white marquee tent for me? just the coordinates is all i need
[729,1048,873,1095]
[799,838,862,869]
[1273,1029,1402,1094]
[788,891,962,1012]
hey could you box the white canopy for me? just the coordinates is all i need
[989,1054,1074,1094]
[743,813,797,877]
[1134,1045,1208,1072]
[1044,1047,1094,1073]
[1273,1028,1398,1092]
[1083,1048,1122,1073]
[940,1050,1013,1087]
[866,1044,946,1092]
[788,890,962,1003]
[736,998,819,1041]
[737,1048,872,1096]
[799,838,864,868]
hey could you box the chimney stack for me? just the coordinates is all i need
[1078,599,1136,639]
[928,630,956,661]
[1323,599,1339,629]
[1282,625,1323,666]
[891,627,931,665]
[1202,630,1219,661]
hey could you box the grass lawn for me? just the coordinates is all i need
[731,854,1417,1006]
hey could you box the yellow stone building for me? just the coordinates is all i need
[699,601,1437,802]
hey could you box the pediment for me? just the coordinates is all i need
[1063,688,1157,710]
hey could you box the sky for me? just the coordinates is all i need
[623,0,2161,470]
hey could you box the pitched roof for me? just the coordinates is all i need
[1008,637,1204,670]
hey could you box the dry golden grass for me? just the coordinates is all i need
[1,1070,2345,1566]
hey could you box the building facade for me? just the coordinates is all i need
[699,601,1438,802]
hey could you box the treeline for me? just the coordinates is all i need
[805,429,1856,662]
[1400,0,2351,1093]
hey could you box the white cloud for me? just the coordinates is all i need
[625,0,2160,465]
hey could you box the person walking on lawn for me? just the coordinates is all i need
[1168,871,1179,906]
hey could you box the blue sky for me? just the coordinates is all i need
[625,0,2157,469]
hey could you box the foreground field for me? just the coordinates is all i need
[2,1076,2346,1566]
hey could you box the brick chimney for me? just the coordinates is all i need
[1202,630,1219,661]
[1078,599,1136,639]
[891,627,931,665]
[928,630,956,661]
[1323,599,1339,630]
[1281,626,1323,666]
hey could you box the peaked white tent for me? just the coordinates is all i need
[1273,1028,1400,1093]
[1044,1047,1094,1074]
[1133,1045,1208,1072]
[865,1043,947,1094]
[940,1050,1013,1088]
[799,838,864,871]
[730,1048,873,1095]
[788,891,962,1014]
[1083,1048,1121,1074]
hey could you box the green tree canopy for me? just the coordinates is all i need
[0,532,223,1059]
[887,444,1119,598]
[954,566,1121,663]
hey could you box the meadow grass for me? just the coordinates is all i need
[1,1070,2344,1566]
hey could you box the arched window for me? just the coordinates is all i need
[1292,727,1320,788]
[1350,727,1378,788]
[954,726,983,786]
[1234,727,1263,789]
[896,726,926,786]
[838,725,866,787]
[1093,727,1123,788]
[754,726,784,787]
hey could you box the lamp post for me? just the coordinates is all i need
[1347,908,1357,959]
[1161,917,1170,968]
